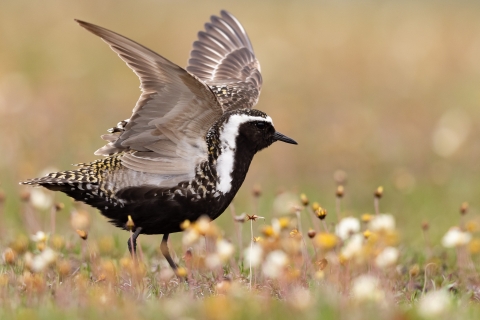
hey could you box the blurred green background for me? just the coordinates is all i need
[1,0,480,248]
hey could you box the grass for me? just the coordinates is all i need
[2,0,480,318]
[1,188,480,320]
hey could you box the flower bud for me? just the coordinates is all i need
[126,215,135,231]
[300,194,309,206]
[336,185,344,198]
[460,202,468,215]
[374,186,383,199]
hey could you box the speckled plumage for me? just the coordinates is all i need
[21,11,297,270]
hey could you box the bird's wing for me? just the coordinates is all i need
[186,10,262,112]
[76,20,223,180]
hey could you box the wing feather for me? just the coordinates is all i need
[186,10,262,111]
[76,20,223,180]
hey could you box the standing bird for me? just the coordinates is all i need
[21,11,297,272]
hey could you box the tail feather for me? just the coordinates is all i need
[20,155,124,211]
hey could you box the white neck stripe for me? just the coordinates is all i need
[216,114,273,194]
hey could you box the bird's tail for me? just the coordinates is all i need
[21,164,98,189]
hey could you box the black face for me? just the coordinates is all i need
[238,118,297,152]
[239,120,277,152]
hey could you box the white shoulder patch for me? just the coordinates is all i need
[216,114,273,194]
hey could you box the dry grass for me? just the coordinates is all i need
[1,188,480,320]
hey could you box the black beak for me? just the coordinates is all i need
[273,132,298,145]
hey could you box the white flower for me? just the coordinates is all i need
[30,188,53,210]
[262,250,288,278]
[351,275,384,302]
[29,247,57,272]
[182,228,200,246]
[335,217,360,240]
[31,231,48,242]
[341,233,364,259]
[442,227,471,248]
[216,239,234,261]
[375,246,399,268]
[369,214,395,231]
[244,244,263,268]
[418,290,451,318]
[205,253,221,269]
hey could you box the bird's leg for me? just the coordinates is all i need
[127,227,142,256]
[160,233,178,271]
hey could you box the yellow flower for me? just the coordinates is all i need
[363,230,372,239]
[361,214,373,223]
[469,238,480,254]
[180,220,191,230]
[314,233,337,250]
[262,225,276,238]
[176,267,188,278]
[278,217,290,229]
[465,221,479,233]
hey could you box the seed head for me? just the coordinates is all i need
[57,259,72,277]
[247,214,264,222]
[252,184,262,198]
[307,229,316,239]
[289,229,299,238]
[460,202,468,215]
[2,248,16,265]
[300,193,309,206]
[421,220,429,231]
[374,186,384,199]
[76,229,88,240]
[126,215,135,231]
[317,258,328,270]
[50,235,65,251]
[336,185,345,198]
[409,264,420,277]
[20,190,31,202]
[315,207,327,220]
[9,235,28,254]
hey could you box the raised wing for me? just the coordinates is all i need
[187,10,262,111]
[76,20,223,180]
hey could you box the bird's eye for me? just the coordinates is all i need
[255,122,266,129]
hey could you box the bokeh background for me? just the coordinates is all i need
[1,0,480,248]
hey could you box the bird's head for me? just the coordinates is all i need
[218,109,297,154]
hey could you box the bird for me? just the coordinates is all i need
[21,10,297,273]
